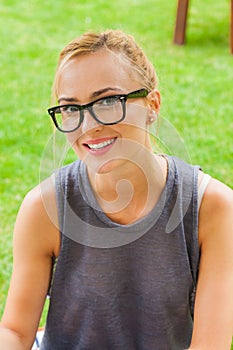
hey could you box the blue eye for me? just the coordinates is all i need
[60,105,79,114]
[97,96,120,106]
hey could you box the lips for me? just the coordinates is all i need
[83,137,117,153]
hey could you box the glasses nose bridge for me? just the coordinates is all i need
[80,105,101,132]
[81,104,97,122]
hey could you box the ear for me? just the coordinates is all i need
[147,89,161,112]
[146,89,161,125]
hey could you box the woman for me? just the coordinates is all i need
[0,30,232,350]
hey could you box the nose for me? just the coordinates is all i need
[81,109,104,134]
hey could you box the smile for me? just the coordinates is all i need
[86,138,116,150]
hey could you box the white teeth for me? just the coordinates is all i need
[88,138,115,150]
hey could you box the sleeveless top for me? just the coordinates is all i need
[40,156,200,350]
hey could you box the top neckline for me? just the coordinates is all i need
[78,155,174,232]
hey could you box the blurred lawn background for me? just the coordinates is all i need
[0,0,232,344]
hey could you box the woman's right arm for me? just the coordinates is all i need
[0,177,60,349]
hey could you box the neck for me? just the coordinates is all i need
[87,152,167,224]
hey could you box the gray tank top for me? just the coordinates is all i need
[41,156,200,350]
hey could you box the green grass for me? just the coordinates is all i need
[0,0,232,346]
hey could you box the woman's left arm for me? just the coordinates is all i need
[189,178,233,350]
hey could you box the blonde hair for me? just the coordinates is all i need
[52,29,158,100]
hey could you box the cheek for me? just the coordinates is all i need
[66,129,81,146]
[124,103,148,129]
[66,130,85,158]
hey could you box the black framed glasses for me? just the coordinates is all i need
[47,88,149,133]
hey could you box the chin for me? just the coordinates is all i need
[91,158,127,175]
[95,159,120,174]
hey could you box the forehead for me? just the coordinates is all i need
[56,50,138,100]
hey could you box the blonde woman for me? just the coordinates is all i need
[0,30,233,350]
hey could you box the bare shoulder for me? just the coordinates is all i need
[199,176,233,217]
[198,176,233,246]
[16,175,60,257]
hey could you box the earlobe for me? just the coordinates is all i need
[147,109,158,124]
[146,89,160,125]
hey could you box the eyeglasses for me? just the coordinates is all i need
[47,88,149,133]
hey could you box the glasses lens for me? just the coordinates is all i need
[54,105,81,132]
[92,96,124,124]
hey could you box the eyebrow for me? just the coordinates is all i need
[90,87,123,99]
[58,87,124,105]
[58,97,78,104]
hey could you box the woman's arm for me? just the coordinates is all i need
[189,178,233,350]
[0,177,60,349]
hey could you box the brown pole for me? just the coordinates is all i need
[230,0,233,54]
[173,0,190,45]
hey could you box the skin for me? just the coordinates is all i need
[0,50,233,350]
[56,51,164,223]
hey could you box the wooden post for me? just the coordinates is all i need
[231,0,233,53]
[173,0,190,45]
